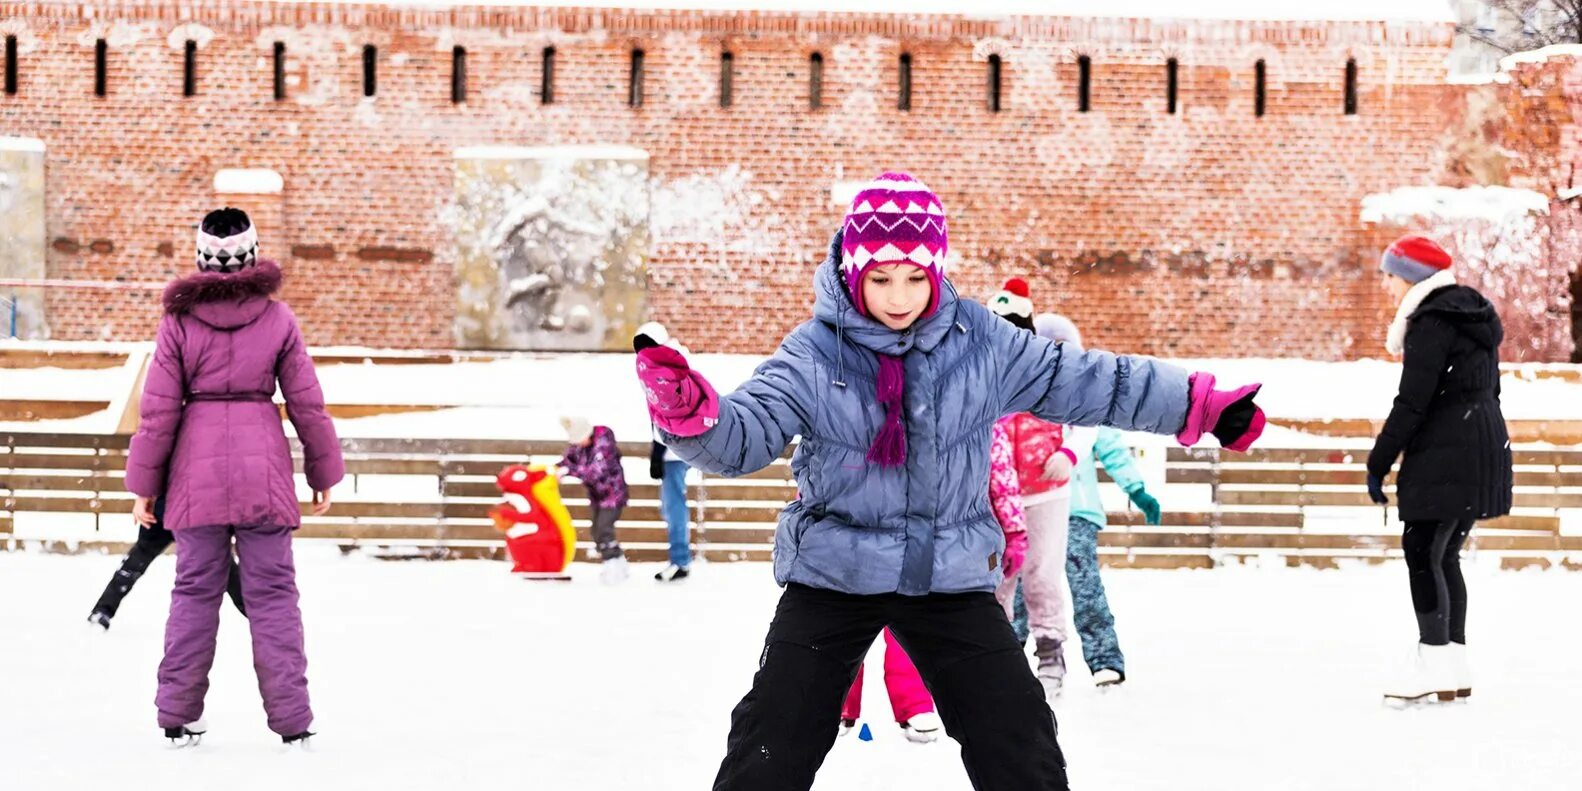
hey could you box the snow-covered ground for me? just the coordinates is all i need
[2,551,1577,790]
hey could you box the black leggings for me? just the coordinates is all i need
[1401,518,1473,645]
[713,584,1067,791]
[93,521,246,619]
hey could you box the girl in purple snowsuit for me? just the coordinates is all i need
[558,415,630,582]
[125,208,343,745]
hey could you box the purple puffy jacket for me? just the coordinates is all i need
[125,261,345,531]
[560,426,629,510]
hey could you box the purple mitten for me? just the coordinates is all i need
[1002,531,1028,579]
[636,346,720,438]
[1176,373,1266,453]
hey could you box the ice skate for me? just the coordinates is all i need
[163,718,207,748]
[1035,637,1067,702]
[654,563,690,582]
[1092,668,1125,689]
[1383,643,1457,706]
[1448,642,1472,700]
[900,712,941,744]
[282,728,315,749]
[599,555,630,585]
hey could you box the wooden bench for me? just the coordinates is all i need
[1164,447,1579,568]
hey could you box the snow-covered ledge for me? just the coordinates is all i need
[1498,43,1582,72]
[1360,185,1550,225]
[0,136,45,153]
[213,168,283,195]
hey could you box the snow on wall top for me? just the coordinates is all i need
[264,0,1457,23]
[1360,186,1551,225]
[0,136,46,153]
[1498,43,1582,72]
[213,168,284,194]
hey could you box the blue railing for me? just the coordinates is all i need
[1,293,15,338]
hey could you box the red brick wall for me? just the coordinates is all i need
[0,1,1476,358]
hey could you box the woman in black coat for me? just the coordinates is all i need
[1367,235,1512,705]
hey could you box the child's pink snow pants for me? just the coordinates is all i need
[840,628,935,723]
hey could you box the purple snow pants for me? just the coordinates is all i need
[156,524,312,735]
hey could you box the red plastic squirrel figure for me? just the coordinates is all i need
[489,464,576,575]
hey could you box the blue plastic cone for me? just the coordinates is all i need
[857,723,873,742]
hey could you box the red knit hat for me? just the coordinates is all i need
[1380,236,1452,283]
[989,277,1034,330]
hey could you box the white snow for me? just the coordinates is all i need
[830,180,866,206]
[0,551,1577,790]
[1445,71,1510,85]
[1360,185,1552,225]
[6,348,1582,440]
[0,135,45,153]
[454,144,650,161]
[213,168,285,195]
[1498,42,1582,72]
[265,0,1457,23]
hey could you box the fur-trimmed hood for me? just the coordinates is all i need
[163,260,283,329]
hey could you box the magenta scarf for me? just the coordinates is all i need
[865,354,907,467]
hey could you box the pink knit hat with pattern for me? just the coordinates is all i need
[840,172,948,319]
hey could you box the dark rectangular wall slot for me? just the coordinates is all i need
[720,51,734,108]
[1255,59,1266,117]
[629,49,644,108]
[4,36,16,95]
[1077,55,1091,112]
[898,53,912,111]
[541,47,555,104]
[94,39,107,97]
[273,42,286,100]
[451,46,467,104]
[363,45,377,97]
[1344,58,1358,115]
[988,54,1002,113]
[183,40,196,97]
[1166,58,1178,114]
[809,52,823,109]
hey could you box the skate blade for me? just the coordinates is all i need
[166,734,203,749]
[1382,690,1457,708]
[903,731,940,744]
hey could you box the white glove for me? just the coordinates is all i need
[1041,450,1074,485]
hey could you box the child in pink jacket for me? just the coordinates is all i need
[989,279,1078,702]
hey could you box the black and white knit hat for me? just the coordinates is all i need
[195,207,259,273]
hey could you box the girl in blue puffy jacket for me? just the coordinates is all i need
[634,172,1264,791]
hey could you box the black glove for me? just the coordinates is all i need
[648,440,665,480]
[1211,389,1260,448]
[1366,473,1389,506]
